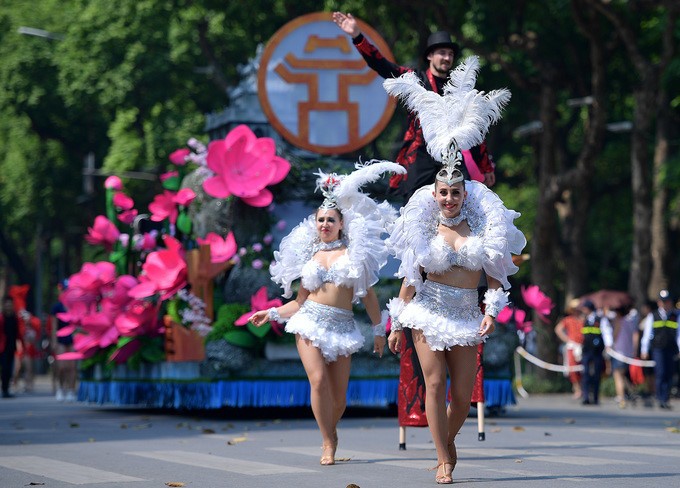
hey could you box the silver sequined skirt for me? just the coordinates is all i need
[285,300,365,362]
[398,280,485,351]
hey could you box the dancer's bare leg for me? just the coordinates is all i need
[445,345,477,461]
[296,335,337,463]
[327,354,351,435]
[411,330,449,464]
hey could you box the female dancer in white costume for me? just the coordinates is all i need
[383,57,526,484]
[250,161,404,465]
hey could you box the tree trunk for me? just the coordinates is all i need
[628,86,655,306]
[648,91,671,296]
[532,82,559,377]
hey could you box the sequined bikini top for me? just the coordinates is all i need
[300,252,356,291]
[425,234,486,274]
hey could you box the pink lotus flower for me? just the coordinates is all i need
[85,216,120,251]
[497,306,532,334]
[160,171,179,182]
[104,176,123,190]
[128,236,187,300]
[521,285,554,323]
[149,191,179,224]
[113,192,134,210]
[174,188,196,206]
[149,189,196,224]
[115,300,158,336]
[169,148,190,166]
[63,262,117,304]
[203,125,291,207]
[196,232,237,263]
[117,209,138,225]
[235,286,284,335]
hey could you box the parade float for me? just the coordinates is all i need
[56,123,401,409]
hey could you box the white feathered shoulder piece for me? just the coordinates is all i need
[383,56,511,161]
[270,160,405,301]
[386,181,526,291]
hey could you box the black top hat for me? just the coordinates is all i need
[423,31,460,61]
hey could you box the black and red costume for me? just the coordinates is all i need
[352,34,495,200]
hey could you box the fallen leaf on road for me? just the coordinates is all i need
[69,423,79,428]
[336,457,352,462]
[491,428,502,433]
[564,418,575,424]
[202,428,216,434]
[514,459,523,463]
[665,427,679,434]
[512,426,525,432]
[165,482,185,487]
[227,436,248,445]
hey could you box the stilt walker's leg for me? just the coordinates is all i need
[399,426,406,450]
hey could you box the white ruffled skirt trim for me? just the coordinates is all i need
[285,300,365,363]
[398,281,485,351]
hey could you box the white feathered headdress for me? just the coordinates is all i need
[383,56,510,183]
[270,160,405,300]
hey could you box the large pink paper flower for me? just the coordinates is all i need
[62,262,117,304]
[521,285,554,323]
[196,232,237,263]
[203,125,291,207]
[85,216,121,251]
[128,236,187,300]
[235,286,284,335]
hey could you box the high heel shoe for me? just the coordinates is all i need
[434,461,454,484]
[320,442,336,466]
[447,440,457,470]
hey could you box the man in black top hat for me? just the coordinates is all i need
[332,12,497,201]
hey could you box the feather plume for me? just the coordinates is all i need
[384,56,511,162]
[335,160,405,201]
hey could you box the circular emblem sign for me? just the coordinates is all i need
[258,12,396,155]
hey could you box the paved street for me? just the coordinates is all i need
[1,375,679,488]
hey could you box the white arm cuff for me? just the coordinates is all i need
[386,297,407,331]
[483,288,509,318]
[372,310,389,336]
